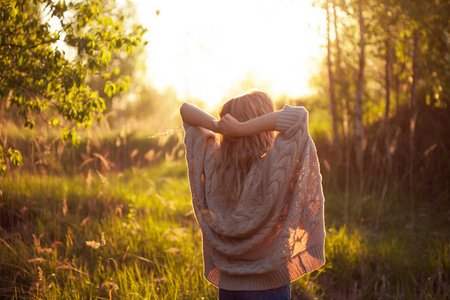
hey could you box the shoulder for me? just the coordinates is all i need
[275,105,308,133]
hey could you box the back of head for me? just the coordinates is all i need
[216,90,275,203]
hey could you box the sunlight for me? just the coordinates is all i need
[133,0,325,109]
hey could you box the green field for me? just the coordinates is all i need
[0,160,448,299]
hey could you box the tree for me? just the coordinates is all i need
[399,0,449,108]
[354,0,365,190]
[408,28,419,214]
[325,0,342,157]
[0,0,146,172]
[311,0,448,203]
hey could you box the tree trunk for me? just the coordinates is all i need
[332,0,349,221]
[395,73,400,116]
[326,0,341,155]
[384,37,393,176]
[384,38,391,121]
[355,0,365,191]
[409,29,419,225]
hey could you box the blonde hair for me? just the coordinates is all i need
[216,90,275,203]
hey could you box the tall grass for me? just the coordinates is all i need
[1,162,449,299]
[0,162,214,299]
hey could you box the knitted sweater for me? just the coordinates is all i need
[183,105,325,291]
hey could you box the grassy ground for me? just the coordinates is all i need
[0,161,449,299]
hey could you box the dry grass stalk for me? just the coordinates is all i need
[86,232,106,249]
[101,232,106,247]
[32,234,53,254]
[85,240,101,249]
[37,267,43,282]
[148,127,183,139]
[62,197,68,216]
[28,258,45,264]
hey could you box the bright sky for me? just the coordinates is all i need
[132,0,325,109]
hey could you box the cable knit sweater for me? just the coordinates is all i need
[183,105,325,291]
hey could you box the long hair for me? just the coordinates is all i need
[216,90,275,203]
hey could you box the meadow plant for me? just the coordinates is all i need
[0,159,448,299]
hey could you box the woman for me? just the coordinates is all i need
[180,90,325,299]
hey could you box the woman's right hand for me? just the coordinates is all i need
[218,111,281,137]
[217,114,243,137]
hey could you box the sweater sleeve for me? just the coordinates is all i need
[183,123,217,227]
[266,105,310,198]
[270,104,325,276]
[183,123,217,158]
[275,105,308,135]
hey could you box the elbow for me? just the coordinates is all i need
[180,102,189,122]
[180,102,187,114]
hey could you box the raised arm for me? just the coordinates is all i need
[180,102,219,132]
[181,102,287,137]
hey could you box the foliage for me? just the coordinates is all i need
[311,0,449,197]
[85,0,151,121]
[398,0,450,105]
[0,0,146,172]
[0,146,22,173]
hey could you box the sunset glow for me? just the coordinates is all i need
[133,0,325,108]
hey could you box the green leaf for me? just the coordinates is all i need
[49,118,60,126]
[104,81,116,98]
[7,149,23,167]
[10,7,18,18]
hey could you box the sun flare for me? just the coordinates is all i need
[133,0,325,109]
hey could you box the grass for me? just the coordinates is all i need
[0,162,212,299]
[0,161,449,299]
